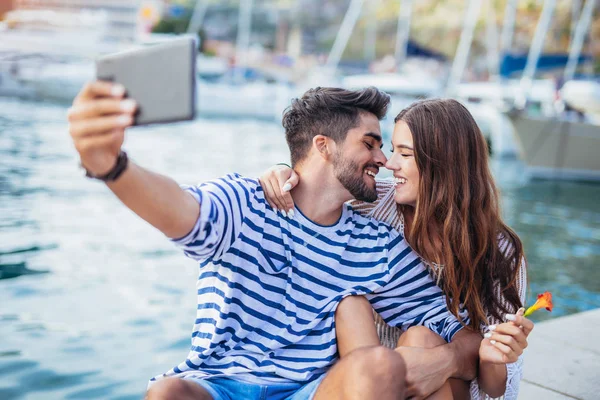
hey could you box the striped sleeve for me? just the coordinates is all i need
[170,173,253,262]
[366,234,465,342]
[349,179,397,220]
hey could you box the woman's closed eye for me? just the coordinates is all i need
[390,148,412,157]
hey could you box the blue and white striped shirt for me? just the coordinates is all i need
[153,174,463,385]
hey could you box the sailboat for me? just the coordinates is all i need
[0,1,141,102]
[506,0,600,182]
[334,0,518,157]
[189,0,294,120]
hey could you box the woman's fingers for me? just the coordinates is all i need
[479,339,508,364]
[265,178,288,213]
[258,178,278,212]
[488,338,518,363]
[259,165,298,215]
[279,170,299,213]
[505,313,535,337]
[68,98,137,122]
[69,115,133,139]
[489,323,527,349]
[485,331,523,357]
[271,180,291,214]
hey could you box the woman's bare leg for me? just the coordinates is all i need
[397,326,470,400]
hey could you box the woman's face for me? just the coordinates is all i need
[385,120,420,207]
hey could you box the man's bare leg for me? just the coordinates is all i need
[146,377,214,400]
[313,345,407,400]
[397,326,470,400]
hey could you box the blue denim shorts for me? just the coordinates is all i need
[184,375,325,400]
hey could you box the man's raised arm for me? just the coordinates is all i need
[68,81,199,239]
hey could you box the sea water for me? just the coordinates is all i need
[1,98,599,399]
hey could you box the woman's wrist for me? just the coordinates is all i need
[478,360,508,398]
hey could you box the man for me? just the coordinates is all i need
[67,82,480,400]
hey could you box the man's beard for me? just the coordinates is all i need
[333,151,378,202]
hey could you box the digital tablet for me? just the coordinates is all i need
[96,36,197,126]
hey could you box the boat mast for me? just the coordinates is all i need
[364,0,379,62]
[564,0,596,82]
[485,0,500,80]
[571,0,582,40]
[445,0,483,96]
[394,0,413,69]
[518,0,556,105]
[500,0,518,52]
[235,0,254,82]
[187,0,209,34]
[325,0,364,72]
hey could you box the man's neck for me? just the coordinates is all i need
[291,165,352,226]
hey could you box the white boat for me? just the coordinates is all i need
[508,111,600,181]
[195,55,294,121]
[197,74,293,121]
[341,72,518,157]
[0,2,139,102]
[505,0,600,182]
[560,80,600,124]
[18,60,94,103]
[455,79,557,117]
[343,72,442,100]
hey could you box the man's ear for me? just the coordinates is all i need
[313,135,333,160]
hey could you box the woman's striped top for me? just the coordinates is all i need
[350,179,527,400]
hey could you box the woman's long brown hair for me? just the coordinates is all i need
[395,99,525,330]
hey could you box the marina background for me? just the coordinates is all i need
[1,0,599,399]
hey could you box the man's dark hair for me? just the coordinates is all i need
[282,87,390,166]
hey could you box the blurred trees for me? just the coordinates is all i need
[159,0,599,66]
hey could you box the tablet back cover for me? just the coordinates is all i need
[96,37,196,126]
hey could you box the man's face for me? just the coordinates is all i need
[332,112,387,202]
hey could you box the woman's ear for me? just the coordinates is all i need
[313,135,332,160]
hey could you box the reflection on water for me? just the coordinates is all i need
[1,98,599,398]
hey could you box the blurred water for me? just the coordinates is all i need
[0,97,599,399]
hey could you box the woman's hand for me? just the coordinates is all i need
[479,308,534,364]
[258,164,299,215]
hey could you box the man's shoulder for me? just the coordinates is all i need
[346,205,400,237]
[199,173,261,195]
[205,173,258,187]
[187,174,265,213]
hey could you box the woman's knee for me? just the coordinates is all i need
[397,326,446,348]
[146,378,212,400]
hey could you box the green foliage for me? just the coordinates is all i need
[152,16,191,35]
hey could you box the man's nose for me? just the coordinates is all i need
[374,148,387,167]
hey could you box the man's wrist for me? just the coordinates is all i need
[446,330,481,381]
[83,151,129,181]
[435,344,457,381]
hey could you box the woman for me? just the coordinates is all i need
[260,98,532,399]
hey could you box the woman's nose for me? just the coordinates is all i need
[385,157,396,171]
